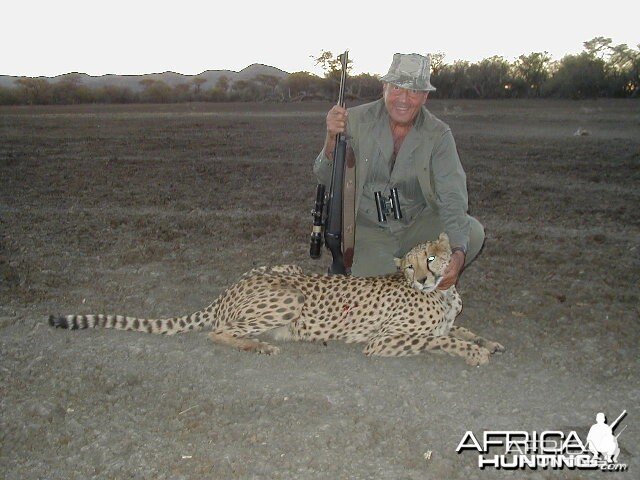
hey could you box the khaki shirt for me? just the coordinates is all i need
[314,99,470,251]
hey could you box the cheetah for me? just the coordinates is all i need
[49,233,504,366]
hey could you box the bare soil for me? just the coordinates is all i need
[1,100,638,479]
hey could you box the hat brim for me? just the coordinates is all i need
[381,75,436,92]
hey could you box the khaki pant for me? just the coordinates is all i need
[351,214,485,277]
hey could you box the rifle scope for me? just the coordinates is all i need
[309,184,325,258]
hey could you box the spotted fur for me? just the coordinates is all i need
[49,233,504,365]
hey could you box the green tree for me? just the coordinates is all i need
[230,79,260,101]
[513,52,552,97]
[313,50,353,99]
[313,50,353,76]
[173,83,192,102]
[215,75,230,92]
[255,74,282,100]
[606,43,640,97]
[430,52,446,76]
[544,53,607,98]
[139,79,173,103]
[192,77,207,97]
[583,36,613,60]
[467,56,512,98]
[351,73,382,100]
[94,85,136,104]
[204,87,228,102]
[51,74,94,104]
[284,71,321,99]
[15,77,52,104]
[431,60,473,98]
[0,86,21,105]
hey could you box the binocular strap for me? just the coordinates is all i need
[342,146,356,270]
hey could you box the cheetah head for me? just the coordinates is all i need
[394,233,451,293]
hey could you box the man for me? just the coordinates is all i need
[586,413,619,463]
[314,52,484,290]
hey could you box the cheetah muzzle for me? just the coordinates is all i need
[49,233,505,366]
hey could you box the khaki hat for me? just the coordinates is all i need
[380,53,436,92]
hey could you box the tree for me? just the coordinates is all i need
[513,52,552,97]
[173,83,192,102]
[15,77,52,104]
[51,74,94,104]
[584,37,613,60]
[430,52,447,76]
[431,61,473,98]
[578,37,639,97]
[255,74,283,100]
[284,71,322,99]
[230,79,260,101]
[350,73,382,100]
[606,43,640,97]
[467,56,512,98]
[94,85,136,104]
[215,75,230,92]
[192,77,207,97]
[139,79,173,103]
[313,50,353,99]
[544,53,607,98]
[313,50,353,77]
[204,87,227,102]
[0,86,20,105]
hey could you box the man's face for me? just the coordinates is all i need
[383,83,428,126]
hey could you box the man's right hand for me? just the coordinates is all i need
[324,105,348,159]
[326,105,348,136]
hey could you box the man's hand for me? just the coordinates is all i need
[327,105,347,136]
[324,105,348,159]
[438,250,465,290]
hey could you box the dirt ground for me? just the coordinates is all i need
[1,99,638,479]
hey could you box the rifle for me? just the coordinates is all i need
[610,410,627,432]
[309,51,349,275]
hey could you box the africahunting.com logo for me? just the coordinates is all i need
[456,410,628,471]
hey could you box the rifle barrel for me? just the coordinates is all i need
[610,410,627,431]
[337,51,348,108]
[615,424,627,438]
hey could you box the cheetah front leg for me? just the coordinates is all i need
[208,287,305,355]
[448,325,505,354]
[363,333,493,366]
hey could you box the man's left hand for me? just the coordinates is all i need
[438,251,465,290]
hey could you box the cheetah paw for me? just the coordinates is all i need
[486,341,506,354]
[465,347,491,367]
[241,341,280,355]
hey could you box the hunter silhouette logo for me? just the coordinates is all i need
[456,410,628,471]
[586,410,626,464]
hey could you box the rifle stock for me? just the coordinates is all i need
[324,131,347,274]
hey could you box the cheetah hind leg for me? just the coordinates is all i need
[208,287,305,355]
[448,325,505,354]
[364,333,493,366]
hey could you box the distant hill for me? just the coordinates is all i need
[0,64,289,91]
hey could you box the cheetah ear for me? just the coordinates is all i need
[393,257,403,269]
[438,232,449,244]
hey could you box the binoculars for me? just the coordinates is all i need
[310,185,404,259]
[374,188,403,222]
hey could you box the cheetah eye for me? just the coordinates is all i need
[427,255,436,262]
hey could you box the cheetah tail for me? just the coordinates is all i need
[48,304,217,335]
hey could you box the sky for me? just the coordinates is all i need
[3,0,638,78]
